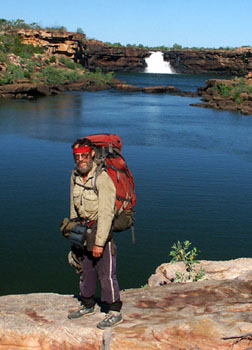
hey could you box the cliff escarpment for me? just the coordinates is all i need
[16,28,87,62]
[164,48,252,75]
[16,29,252,75]
[17,29,149,72]
[85,40,149,72]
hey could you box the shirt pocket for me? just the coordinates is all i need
[83,190,98,216]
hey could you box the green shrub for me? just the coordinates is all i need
[215,78,252,104]
[82,68,114,85]
[64,59,78,70]
[77,27,85,34]
[169,240,205,282]
[0,34,44,58]
[46,26,67,32]
[59,56,66,64]
[59,56,83,70]
[0,50,7,63]
[0,72,13,84]
[64,70,81,82]
[217,83,232,97]
[7,63,26,80]
[38,66,81,84]
[0,63,27,84]
[0,18,69,32]
[104,71,114,84]
[26,61,35,73]
[49,55,56,63]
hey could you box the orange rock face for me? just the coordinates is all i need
[15,29,149,72]
[17,28,86,59]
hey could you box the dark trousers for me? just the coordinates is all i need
[79,241,122,312]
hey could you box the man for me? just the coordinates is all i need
[67,138,123,329]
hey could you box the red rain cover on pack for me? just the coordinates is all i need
[83,134,136,213]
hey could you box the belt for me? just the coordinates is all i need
[81,219,96,227]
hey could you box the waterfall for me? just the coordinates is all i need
[145,51,175,74]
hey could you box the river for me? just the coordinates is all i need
[0,72,252,295]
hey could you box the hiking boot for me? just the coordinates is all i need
[68,305,95,319]
[97,311,123,329]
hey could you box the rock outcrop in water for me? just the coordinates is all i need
[1,258,252,350]
[0,79,116,99]
[191,72,252,115]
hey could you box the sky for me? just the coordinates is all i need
[1,0,252,48]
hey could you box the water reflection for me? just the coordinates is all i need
[0,93,87,142]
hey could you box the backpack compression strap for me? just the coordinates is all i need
[93,163,133,205]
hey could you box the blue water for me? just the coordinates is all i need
[0,73,252,296]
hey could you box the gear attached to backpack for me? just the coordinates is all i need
[80,133,136,242]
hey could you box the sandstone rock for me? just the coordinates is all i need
[194,79,252,115]
[16,29,86,61]
[0,83,63,99]
[143,86,181,93]
[114,83,143,92]
[1,270,252,349]
[0,79,112,99]
[7,54,21,66]
[246,72,252,81]
[148,258,252,287]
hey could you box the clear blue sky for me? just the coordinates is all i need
[1,0,252,48]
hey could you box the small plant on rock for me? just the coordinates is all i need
[169,240,205,282]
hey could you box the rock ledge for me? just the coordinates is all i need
[1,259,252,350]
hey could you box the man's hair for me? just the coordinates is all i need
[71,138,93,150]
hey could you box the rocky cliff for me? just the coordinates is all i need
[85,40,149,72]
[1,258,252,350]
[16,29,252,75]
[16,29,149,72]
[164,48,252,75]
[17,28,86,62]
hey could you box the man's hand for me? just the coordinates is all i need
[93,245,104,258]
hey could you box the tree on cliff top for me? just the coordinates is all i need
[0,18,68,32]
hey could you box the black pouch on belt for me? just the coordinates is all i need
[68,223,88,249]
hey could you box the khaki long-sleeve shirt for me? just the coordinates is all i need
[70,162,116,247]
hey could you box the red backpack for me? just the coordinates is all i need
[81,134,136,238]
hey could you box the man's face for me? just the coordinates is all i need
[74,147,95,175]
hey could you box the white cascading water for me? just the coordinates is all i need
[145,51,175,74]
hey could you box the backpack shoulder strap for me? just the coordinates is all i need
[92,162,106,195]
[73,170,97,192]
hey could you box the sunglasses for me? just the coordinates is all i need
[74,153,91,161]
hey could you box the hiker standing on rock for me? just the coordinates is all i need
[63,137,123,329]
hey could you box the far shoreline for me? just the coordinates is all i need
[1,75,252,116]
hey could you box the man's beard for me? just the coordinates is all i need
[76,159,93,175]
